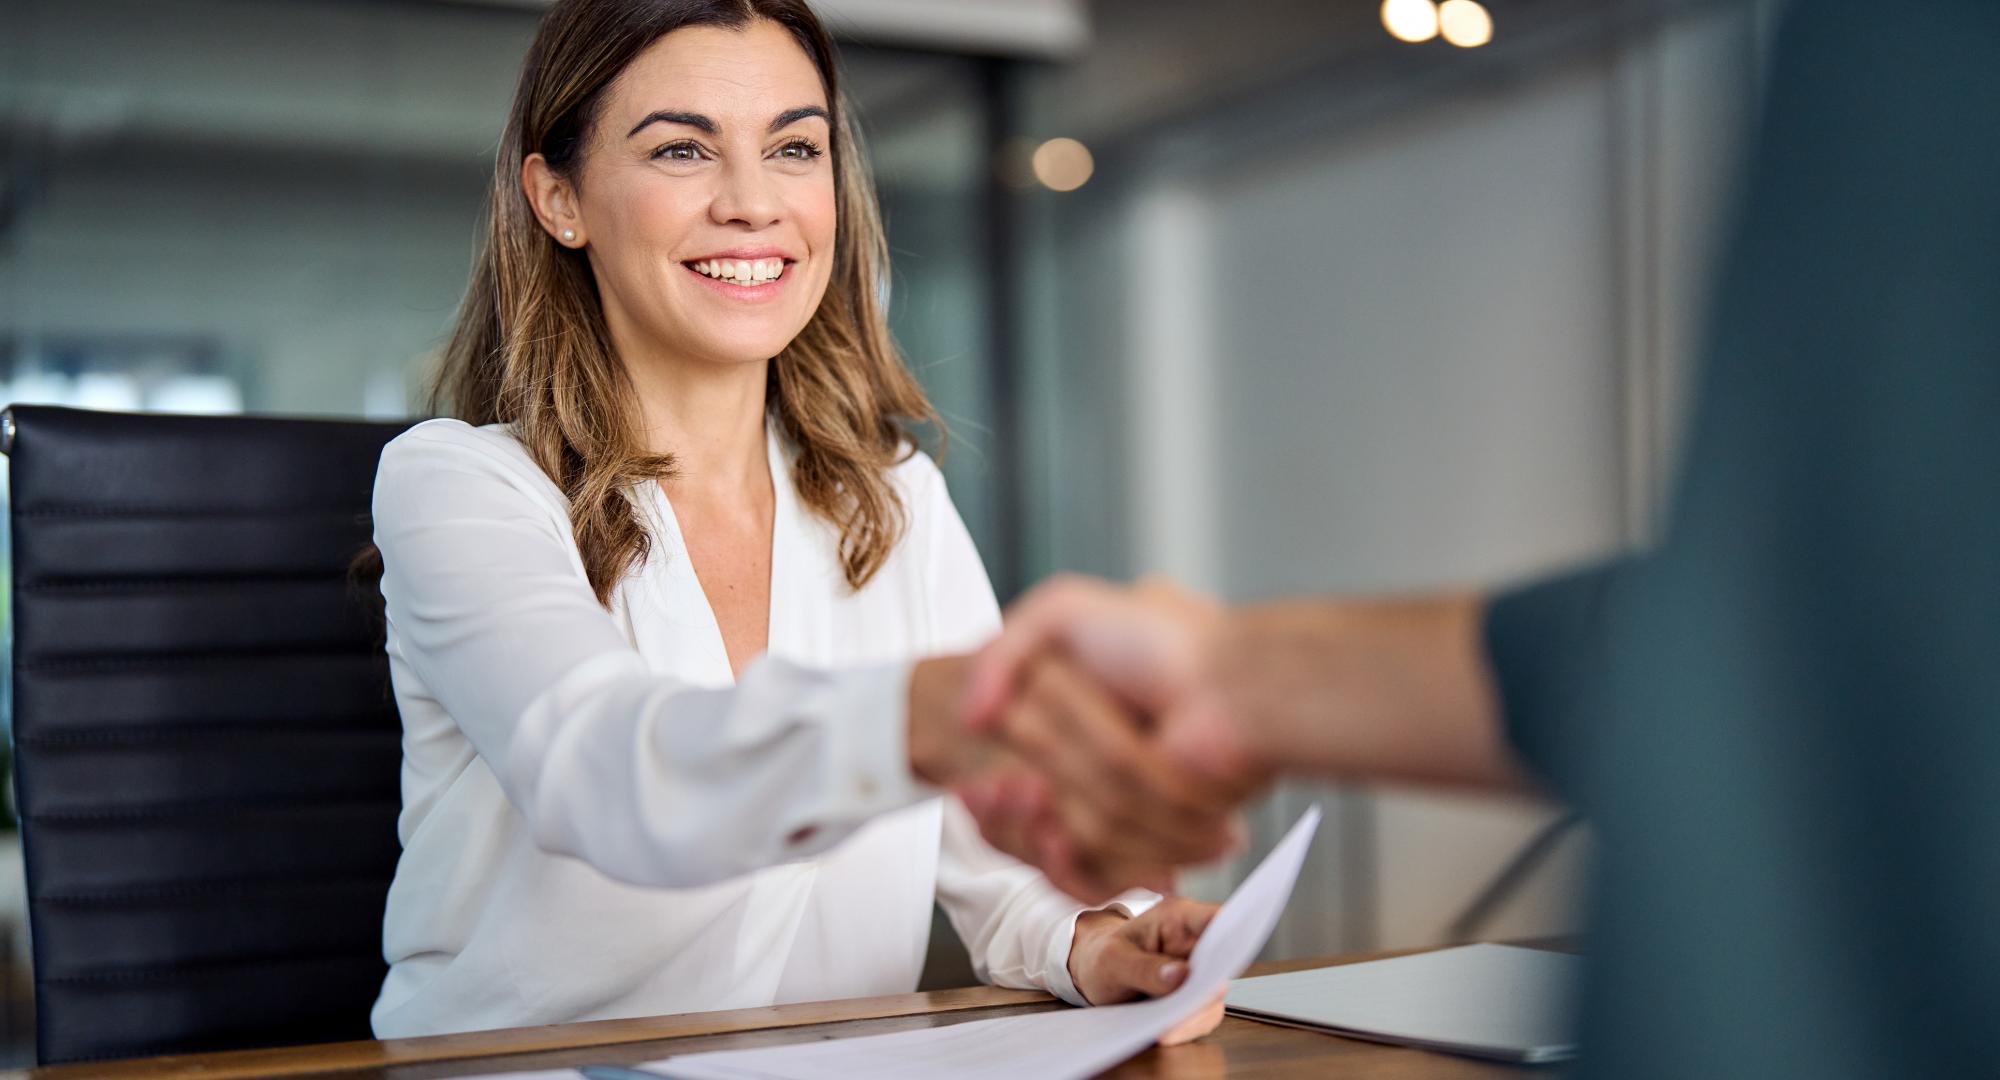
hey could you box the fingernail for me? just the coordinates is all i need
[1159,962,1186,985]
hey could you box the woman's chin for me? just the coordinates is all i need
[670,311,811,367]
[686,338,799,368]
[720,342,796,368]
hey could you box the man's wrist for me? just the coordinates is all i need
[1214,594,1518,787]
[1190,609,1282,780]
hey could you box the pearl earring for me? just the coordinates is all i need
[562,228,576,242]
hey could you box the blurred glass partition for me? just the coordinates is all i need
[845,47,1010,584]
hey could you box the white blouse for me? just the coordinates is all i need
[368,418,1146,1038]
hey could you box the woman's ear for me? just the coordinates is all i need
[522,153,586,248]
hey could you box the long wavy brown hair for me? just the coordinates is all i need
[433,0,937,605]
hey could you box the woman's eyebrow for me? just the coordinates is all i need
[767,105,828,132]
[625,106,826,139]
[627,110,716,138]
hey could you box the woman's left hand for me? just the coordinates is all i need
[1066,897,1226,1043]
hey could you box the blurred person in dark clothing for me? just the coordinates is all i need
[962,0,2000,1074]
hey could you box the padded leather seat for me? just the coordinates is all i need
[3,405,414,1064]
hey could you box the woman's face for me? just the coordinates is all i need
[539,21,837,369]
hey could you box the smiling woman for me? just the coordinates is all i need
[529,44,838,360]
[451,4,910,601]
[362,0,1233,1045]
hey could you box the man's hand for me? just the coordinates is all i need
[969,577,1522,791]
[968,578,1205,726]
[954,575,1523,899]
[914,646,1245,902]
[955,651,1241,901]
[953,578,1269,900]
[966,576,1268,786]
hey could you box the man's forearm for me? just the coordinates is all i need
[1212,595,1531,791]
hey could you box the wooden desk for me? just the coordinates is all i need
[15,946,1560,1080]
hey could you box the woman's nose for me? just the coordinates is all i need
[710,159,782,230]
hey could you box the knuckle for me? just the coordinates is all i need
[1108,748,1154,790]
[1072,808,1117,851]
[1058,806,1098,848]
[1009,722,1063,767]
[1027,658,1065,696]
[1004,695,1055,735]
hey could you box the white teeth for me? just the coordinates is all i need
[692,257,786,285]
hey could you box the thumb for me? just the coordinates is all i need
[962,579,1100,732]
[960,634,1024,736]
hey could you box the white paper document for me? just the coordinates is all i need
[468,806,1318,1080]
[642,805,1320,1079]
[1224,942,1580,1064]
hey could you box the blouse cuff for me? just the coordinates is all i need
[816,657,930,823]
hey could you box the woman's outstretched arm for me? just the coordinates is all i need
[375,421,956,887]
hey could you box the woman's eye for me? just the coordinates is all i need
[775,139,823,161]
[653,142,704,162]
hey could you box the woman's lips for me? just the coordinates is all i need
[682,259,792,302]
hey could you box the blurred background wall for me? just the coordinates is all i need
[2,0,1783,1063]
[1009,0,1783,960]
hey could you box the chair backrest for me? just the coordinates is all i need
[3,405,414,1064]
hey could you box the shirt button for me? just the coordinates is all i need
[857,775,878,799]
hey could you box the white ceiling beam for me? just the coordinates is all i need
[814,0,1089,57]
[439,0,1091,57]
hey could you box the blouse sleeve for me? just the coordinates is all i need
[372,421,927,888]
[908,458,1160,1005]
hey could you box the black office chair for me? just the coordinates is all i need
[3,404,415,1064]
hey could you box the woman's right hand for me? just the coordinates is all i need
[907,654,985,786]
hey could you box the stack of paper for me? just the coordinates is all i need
[1224,942,1580,1064]
[646,806,1321,1079]
[484,806,1322,1080]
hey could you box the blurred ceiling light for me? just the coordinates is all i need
[1381,0,1440,43]
[1031,137,1095,192]
[1439,0,1494,47]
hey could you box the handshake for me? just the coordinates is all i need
[907,575,1522,903]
